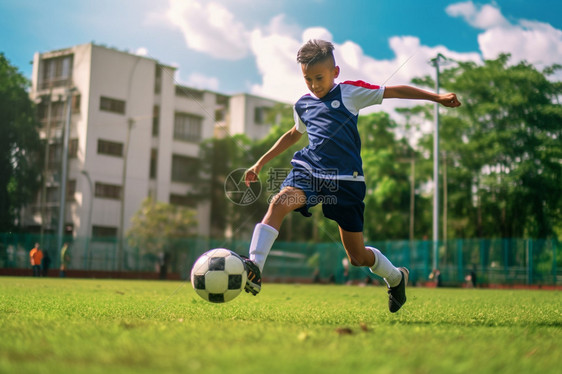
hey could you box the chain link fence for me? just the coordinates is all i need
[1,233,559,286]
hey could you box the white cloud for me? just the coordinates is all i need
[447,1,562,71]
[446,1,509,29]
[161,1,480,107]
[302,27,334,43]
[161,0,561,112]
[249,27,303,102]
[166,0,250,60]
[134,47,149,56]
[185,72,220,91]
[478,20,562,67]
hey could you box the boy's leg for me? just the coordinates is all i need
[245,187,306,295]
[248,223,278,272]
[339,228,408,312]
[262,186,307,231]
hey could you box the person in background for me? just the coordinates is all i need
[429,268,442,287]
[29,243,43,277]
[42,250,51,277]
[59,242,71,278]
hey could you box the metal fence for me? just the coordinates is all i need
[1,233,559,286]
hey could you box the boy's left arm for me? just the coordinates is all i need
[384,85,461,107]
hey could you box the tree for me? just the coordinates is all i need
[197,133,263,239]
[127,197,197,276]
[413,54,562,239]
[0,53,42,231]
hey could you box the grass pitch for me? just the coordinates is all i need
[0,277,560,374]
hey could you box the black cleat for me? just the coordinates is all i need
[242,257,261,296]
[388,267,409,313]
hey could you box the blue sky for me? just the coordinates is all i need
[1,0,561,105]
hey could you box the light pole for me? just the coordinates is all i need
[56,87,75,260]
[40,89,53,244]
[80,170,93,270]
[117,118,134,272]
[429,53,447,272]
[116,113,153,272]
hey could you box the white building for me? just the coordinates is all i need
[25,43,286,245]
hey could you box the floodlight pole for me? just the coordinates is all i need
[430,54,446,272]
[81,170,93,270]
[56,87,75,260]
[117,118,134,272]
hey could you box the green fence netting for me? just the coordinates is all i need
[1,233,559,286]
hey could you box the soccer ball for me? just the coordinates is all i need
[191,248,247,303]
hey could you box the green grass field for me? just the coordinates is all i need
[0,277,560,374]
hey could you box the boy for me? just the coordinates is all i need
[243,39,460,312]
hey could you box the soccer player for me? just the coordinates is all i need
[243,39,460,312]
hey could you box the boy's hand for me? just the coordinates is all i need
[244,165,261,187]
[438,93,461,107]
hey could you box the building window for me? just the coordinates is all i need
[46,186,59,203]
[152,105,160,137]
[46,139,78,169]
[47,143,61,171]
[215,109,225,122]
[92,225,118,238]
[97,139,123,157]
[175,86,204,100]
[72,94,81,114]
[154,65,162,94]
[44,180,76,203]
[216,94,229,106]
[171,155,199,183]
[150,149,158,179]
[66,180,76,201]
[95,182,121,200]
[169,194,197,208]
[100,96,126,114]
[69,138,78,158]
[38,101,66,129]
[40,54,73,89]
[174,113,202,142]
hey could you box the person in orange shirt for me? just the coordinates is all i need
[29,243,43,277]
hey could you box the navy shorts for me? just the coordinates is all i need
[280,167,366,232]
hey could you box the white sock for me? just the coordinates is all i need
[368,246,402,287]
[249,223,279,272]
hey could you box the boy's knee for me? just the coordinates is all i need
[348,255,370,267]
[271,188,305,210]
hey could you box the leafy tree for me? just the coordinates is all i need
[413,54,562,239]
[197,133,267,240]
[127,197,197,274]
[0,53,42,231]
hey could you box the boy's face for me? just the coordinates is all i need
[301,59,340,99]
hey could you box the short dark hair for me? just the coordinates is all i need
[297,39,335,67]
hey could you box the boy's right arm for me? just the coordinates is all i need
[384,85,461,107]
[245,126,303,187]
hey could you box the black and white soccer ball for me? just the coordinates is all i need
[190,248,247,303]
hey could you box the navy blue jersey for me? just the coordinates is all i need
[292,81,385,181]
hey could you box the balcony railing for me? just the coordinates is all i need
[39,78,73,90]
